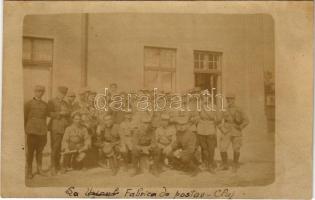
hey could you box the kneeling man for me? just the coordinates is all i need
[61,112,91,172]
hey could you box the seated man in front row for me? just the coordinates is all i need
[169,116,200,177]
[152,113,176,176]
[96,115,121,175]
[61,112,91,172]
[130,116,155,176]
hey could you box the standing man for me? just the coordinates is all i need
[76,88,90,113]
[196,108,218,173]
[48,86,69,175]
[109,83,119,97]
[218,94,249,172]
[66,91,78,116]
[24,85,49,179]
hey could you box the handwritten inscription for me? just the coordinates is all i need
[65,186,236,199]
[85,187,120,197]
[124,187,170,198]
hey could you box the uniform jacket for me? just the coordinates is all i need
[155,125,176,146]
[24,98,49,135]
[48,97,70,134]
[196,110,218,136]
[96,123,120,144]
[62,124,91,151]
[132,125,155,147]
[221,106,249,136]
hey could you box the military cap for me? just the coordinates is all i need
[201,89,210,95]
[67,91,76,97]
[129,90,137,94]
[89,91,97,96]
[225,93,236,99]
[34,85,45,92]
[176,116,189,125]
[141,115,151,123]
[119,91,127,96]
[125,110,133,114]
[194,87,201,93]
[58,86,68,95]
[79,87,91,95]
[161,113,170,120]
[140,88,150,93]
[103,115,113,121]
[110,83,118,87]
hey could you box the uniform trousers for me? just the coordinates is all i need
[196,134,217,166]
[50,132,64,170]
[26,134,47,170]
[220,134,242,152]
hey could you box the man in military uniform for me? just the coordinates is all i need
[24,85,49,179]
[218,94,249,172]
[118,110,135,171]
[48,86,70,175]
[111,92,127,124]
[130,116,155,176]
[61,112,91,172]
[196,107,219,173]
[66,91,78,115]
[75,87,90,112]
[152,113,176,176]
[96,115,121,175]
[170,116,200,177]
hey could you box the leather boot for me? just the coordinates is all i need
[219,152,229,170]
[232,151,240,173]
[26,166,33,179]
[37,165,48,176]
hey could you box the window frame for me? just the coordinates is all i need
[143,46,177,91]
[194,50,222,73]
[22,36,54,67]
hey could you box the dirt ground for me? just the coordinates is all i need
[26,131,275,188]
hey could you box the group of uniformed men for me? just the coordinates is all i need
[24,83,249,179]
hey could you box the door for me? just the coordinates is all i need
[195,73,218,95]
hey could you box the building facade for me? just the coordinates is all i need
[23,13,275,134]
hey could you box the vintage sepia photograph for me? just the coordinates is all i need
[22,13,275,188]
[2,1,313,198]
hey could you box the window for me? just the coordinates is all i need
[194,50,222,98]
[194,50,221,71]
[144,47,176,92]
[23,36,53,66]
